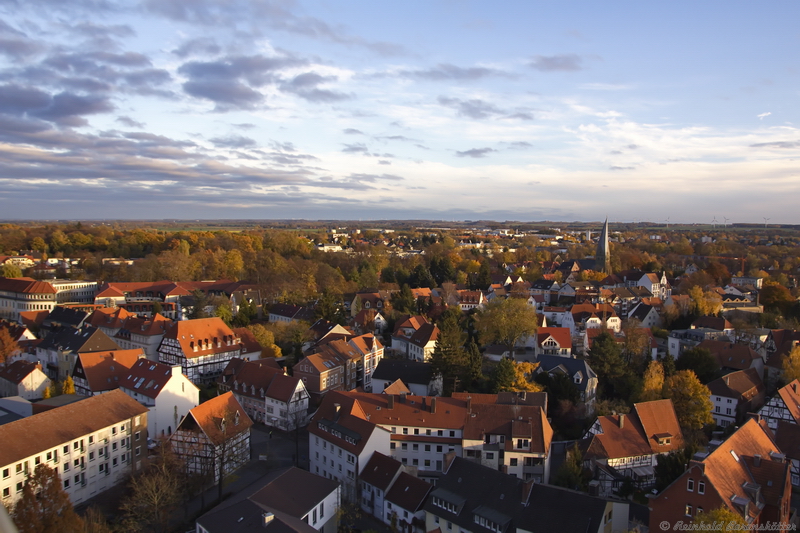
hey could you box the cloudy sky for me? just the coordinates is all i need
[0,1,798,223]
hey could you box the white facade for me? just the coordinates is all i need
[121,365,199,438]
[310,427,390,499]
[711,393,737,427]
[0,365,51,400]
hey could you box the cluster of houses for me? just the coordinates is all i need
[1,257,800,531]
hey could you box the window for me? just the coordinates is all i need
[424,459,431,467]
[113,458,118,467]
[112,427,117,436]
[135,416,140,426]
[698,481,705,494]
[73,459,79,468]
[63,462,70,472]
[685,505,692,516]
[112,442,117,452]
[2,488,8,498]
[426,429,431,435]
[390,443,396,450]
[449,431,455,437]
[135,447,141,457]
[73,441,79,450]
[34,457,40,465]
[485,452,494,460]
[391,427,396,433]
[715,406,720,413]
[438,430,443,436]
[401,443,407,450]
[64,479,70,489]
[414,428,419,435]
[510,458,518,466]
[425,445,431,452]
[412,444,419,451]
[412,459,418,466]
[403,428,408,435]
[2,468,7,479]
[135,431,140,441]
[63,446,68,454]
[726,408,732,415]
[437,445,443,453]
[687,478,694,492]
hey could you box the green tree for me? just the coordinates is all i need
[187,289,209,319]
[315,289,345,324]
[552,444,586,491]
[1,263,23,278]
[654,446,696,491]
[476,298,538,357]
[12,464,84,533]
[61,376,75,395]
[675,347,719,383]
[430,314,466,395]
[472,260,492,290]
[392,284,416,315]
[664,370,713,431]
[587,332,631,400]
[152,301,163,315]
[490,358,516,393]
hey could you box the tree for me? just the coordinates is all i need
[688,286,722,317]
[12,464,84,533]
[392,284,416,315]
[490,358,516,393]
[476,298,538,357]
[552,444,586,491]
[675,347,719,383]
[0,327,20,367]
[760,280,795,316]
[315,289,345,324]
[118,447,184,533]
[246,324,282,358]
[639,360,665,402]
[509,361,544,392]
[654,446,695,491]
[691,506,747,527]
[781,344,800,383]
[60,376,75,395]
[587,332,635,400]
[429,313,466,395]
[152,301,163,315]
[1,263,22,278]
[187,289,209,319]
[664,370,713,431]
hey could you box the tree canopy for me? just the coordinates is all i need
[12,464,84,533]
[476,298,539,356]
[664,370,713,431]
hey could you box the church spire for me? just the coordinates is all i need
[596,218,611,273]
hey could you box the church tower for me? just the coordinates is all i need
[596,218,611,273]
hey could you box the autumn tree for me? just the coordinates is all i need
[0,327,20,367]
[760,280,795,316]
[639,360,665,402]
[476,298,538,357]
[691,506,747,528]
[187,289,209,319]
[246,324,282,358]
[490,359,542,393]
[688,286,722,317]
[61,375,75,395]
[781,344,800,384]
[12,464,84,533]
[429,313,467,395]
[664,370,713,432]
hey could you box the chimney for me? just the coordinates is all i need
[430,397,437,414]
[387,395,394,409]
[466,396,472,412]
[619,414,625,429]
[334,403,341,415]
[171,365,182,377]
[399,392,406,403]
[753,454,761,467]
[262,512,274,527]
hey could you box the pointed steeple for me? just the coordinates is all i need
[596,218,611,273]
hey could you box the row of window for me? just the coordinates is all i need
[687,478,705,494]
[392,443,443,453]
[391,427,457,437]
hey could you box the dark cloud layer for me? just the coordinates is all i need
[456,147,495,158]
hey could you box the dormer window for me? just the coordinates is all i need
[234,411,240,426]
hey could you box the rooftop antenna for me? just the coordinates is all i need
[763,217,771,228]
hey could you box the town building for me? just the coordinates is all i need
[0,361,51,400]
[0,389,148,506]
[36,325,120,381]
[119,359,199,438]
[169,392,252,480]
[758,379,800,430]
[707,368,765,428]
[71,349,145,396]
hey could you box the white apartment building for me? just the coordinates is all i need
[0,389,148,507]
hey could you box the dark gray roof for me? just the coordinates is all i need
[248,467,339,519]
[373,359,434,385]
[535,355,597,394]
[38,325,119,354]
[628,303,654,322]
[42,306,89,329]
[518,484,627,533]
[196,499,317,533]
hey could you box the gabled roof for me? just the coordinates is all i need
[18,310,49,328]
[74,349,144,393]
[698,340,760,370]
[87,307,136,329]
[775,380,800,424]
[119,358,193,400]
[248,467,340,519]
[360,451,403,491]
[308,391,385,456]
[692,316,733,331]
[232,327,263,354]
[178,392,252,446]
[392,315,428,335]
[385,472,432,512]
[219,358,302,403]
[348,333,383,355]
[119,313,172,337]
[518,484,619,533]
[382,379,411,395]
[462,403,553,455]
[38,325,120,354]
[339,391,467,431]
[536,327,571,349]
[707,368,764,400]
[535,355,597,393]
[409,323,439,347]
[162,317,239,359]
[0,360,44,385]
[0,277,56,294]
[43,306,89,329]
[0,389,147,466]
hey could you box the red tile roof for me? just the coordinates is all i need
[0,277,56,294]
[18,310,49,328]
[536,327,571,349]
[181,391,252,446]
[163,317,239,359]
[74,349,145,393]
[0,360,44,385]
[776,380,800,424]
[120,359,193,400]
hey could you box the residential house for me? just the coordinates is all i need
[348,333,384,392]
[383,471,432,533]
[390,315,430,358]
[731,275,764,289]
[667,328,730,358]
[698,339,765,375]
[0,277,58,322]
[350,291,391,317]
[530,279,560,305]
[71,349,145,396]
[408,323,439,362]
[0,389,148,506]
[371,359,442,397]
[196,467,340,533]
[232,327,264,360]
[707,368,766,428]
[119,359,199,438]
[648,418,793,529]
[349,309,388,336]
[456,290,485,311]
[583,399,684,496]
[557,280,601,302]
[534,355,598,416]
[36,325,120,381]
[308,391,392,499]
[268,303,315,324]
[293,350,346,404]
[562,302,621,337]
[531,327,572,358]
[157,317,246,385]
[0,361,51,400]
[218,358,309,431]
[304,319,352,352]
[360,452,404,518]
[758,379,800,430]
[40,306,89,336]
[170,392,252,479]
[541,306,567,327]
[691,316,735,337]
[113,313,172,360]
[774,421,800,488]
[627,302,661,329]
[87,307,136,338]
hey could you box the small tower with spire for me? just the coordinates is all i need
[595,218,611,273]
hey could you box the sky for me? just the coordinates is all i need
[0,1,798,223]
